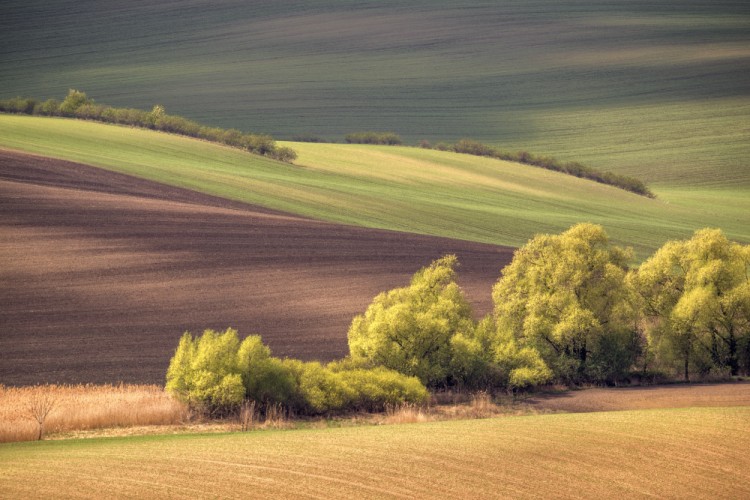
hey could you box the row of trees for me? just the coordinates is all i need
[1,92,650,196]
[167,225,748,416]
[419,138,654,198]
[0,90,297,162]
[349,225,749,390]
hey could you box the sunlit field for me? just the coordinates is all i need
[1,407,748,498]
[2,115,748,259]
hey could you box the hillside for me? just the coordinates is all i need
[3,116,748,261]
[2,407,749,498]
[2,0,748,187]
[0,149,510,385]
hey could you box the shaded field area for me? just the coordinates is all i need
[0,150,512,385]
[2,1,748,189]
[526,381,750,413]
[1,406,749,498]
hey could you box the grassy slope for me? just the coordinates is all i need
[3,115,747,259]
[2,1,748,188]
[1,407,749,498]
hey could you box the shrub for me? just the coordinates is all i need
[74,103,110,121]
[0,97,38,114]
[59,89,90,116]
[345,131,402,145]
[452,138,496,157]
[291,134,327,143]
[245,134,276,155]
[166,330,430,417]
[165,328,246,416]
[423,138,653,197]
[36,99,61,116]
[269,146,298,163]
[348,255,475,388]
[338,367,429,412]
[0,90,298,163]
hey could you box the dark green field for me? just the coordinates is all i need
[2,1,748,187]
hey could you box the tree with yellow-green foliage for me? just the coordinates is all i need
[165,328,246,417]
[347,255,476,388]
[348,254,553,390]
[492,223,641,384]
[629,229,750,380]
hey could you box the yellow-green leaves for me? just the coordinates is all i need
[165,328,246,416]
[631,228,750,379]
[492,223,639,383]
[348,255,475,387]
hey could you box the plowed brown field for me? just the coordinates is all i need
[0,150,513,385]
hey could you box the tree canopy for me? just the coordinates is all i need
[347,255,475,387]
[492,223,640,383]
[630,228,750,379]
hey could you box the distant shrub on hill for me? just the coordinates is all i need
[345,131,402,145]
[0,90,297,163]
[421,137,654,197]
[291,133,327,143]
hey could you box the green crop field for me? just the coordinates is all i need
[2,115,748,259]
[2,1,748,188]
[1,407,748,498]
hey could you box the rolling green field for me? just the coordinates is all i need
[1,407,748,498]
[2,1,748,187]
[2,115,748,259]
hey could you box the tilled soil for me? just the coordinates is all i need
[0,150,513,385]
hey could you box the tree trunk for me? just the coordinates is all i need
[728,329,739,376]
[684,355,690,383]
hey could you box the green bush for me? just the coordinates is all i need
[166,329,429,417]
[339,367,430,412]
[452,138,496,157]
[165,328,246,416]
[421,138,653,197]
[345,131,402,145]
[59,89,90,116]
[348,255,475,388]
[1,91,298,163]
[0,96,38,114]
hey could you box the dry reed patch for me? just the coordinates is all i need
[379,403,433,425]
[0,384,188,442]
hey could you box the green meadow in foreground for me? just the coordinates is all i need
[1,115,748,258]
[1,407,748,498]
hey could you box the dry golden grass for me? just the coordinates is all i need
[4,382,749,443]
[0,384,188,443]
